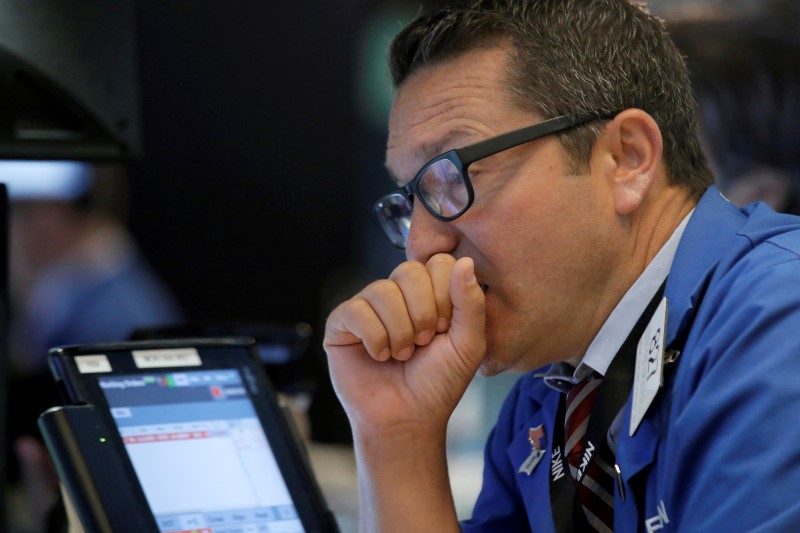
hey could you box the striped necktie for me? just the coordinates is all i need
[564,374,616,532]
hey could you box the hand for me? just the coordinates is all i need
[324,254,486,438]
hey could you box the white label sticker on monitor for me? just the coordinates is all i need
[75,354,113,374]
[132,348,202,369]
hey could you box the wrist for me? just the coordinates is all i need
[353,419,448,463]
[352,421,459,533]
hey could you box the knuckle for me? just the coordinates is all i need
[426,253,456,270]
[389,260,429,285]
[391,327,416,346]
[343,296,369,316]
[411,310,437,329]
[365,329,390,353]
[362,278,400,301]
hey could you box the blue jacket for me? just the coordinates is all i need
[462,187,800,532]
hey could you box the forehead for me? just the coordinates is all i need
[386,47,521,182]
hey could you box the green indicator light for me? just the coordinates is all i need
[99,438,107,443]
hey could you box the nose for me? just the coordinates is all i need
[405,204,459,263]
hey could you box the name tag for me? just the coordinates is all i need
[630,297,668,436]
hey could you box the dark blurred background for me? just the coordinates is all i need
[131,1,365,324]
[129,0,371,444]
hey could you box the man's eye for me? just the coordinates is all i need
[445,171,464,184]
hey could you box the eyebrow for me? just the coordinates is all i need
[386,129,478,186]
[416,129,476,162]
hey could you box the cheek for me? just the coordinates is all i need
[472,182,612,305]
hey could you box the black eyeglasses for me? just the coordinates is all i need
[372,112,616,249]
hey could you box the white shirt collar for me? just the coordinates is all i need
[544,210,694,389]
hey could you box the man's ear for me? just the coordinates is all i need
[592,109,663,216]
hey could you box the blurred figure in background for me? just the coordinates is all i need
[666,4,800,213]
[1,160,182,532]
[7,161,183,371]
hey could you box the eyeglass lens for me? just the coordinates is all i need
[418,158,470,218]
[373,194,411,248]
[373,157,471,249]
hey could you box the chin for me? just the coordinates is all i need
[479,340,551,376]
[477,354,507,377]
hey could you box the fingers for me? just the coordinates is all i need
[358,274,421,361]
[425,254,456,333]
[448,257,487,368]
[325,267,430,362]
[324,254,459,362]
[325,295,395,361]
[389,260,439,349]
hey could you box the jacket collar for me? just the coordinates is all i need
[618,186,750,481]
[664,186,748,349]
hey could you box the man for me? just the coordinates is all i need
[6,161,184,374]
[324,0,800,531]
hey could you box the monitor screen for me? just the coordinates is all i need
[98,368,304,533]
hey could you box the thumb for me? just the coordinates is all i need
[448,257,486,371]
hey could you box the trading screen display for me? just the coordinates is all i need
[99,369,304,533]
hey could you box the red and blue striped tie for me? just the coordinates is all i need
[564,374,616,532]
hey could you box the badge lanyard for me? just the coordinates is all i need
[549,281,667,533]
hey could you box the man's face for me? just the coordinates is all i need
[385,47,626,374]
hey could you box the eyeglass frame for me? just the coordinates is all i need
[372,111,618,248]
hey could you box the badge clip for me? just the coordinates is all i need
[518,425,546,476]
